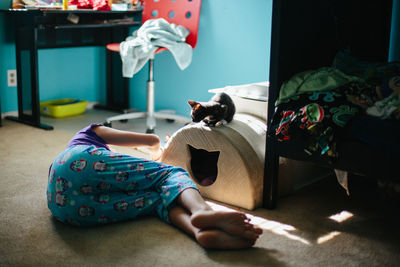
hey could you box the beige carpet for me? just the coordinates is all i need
[0,120,399,267]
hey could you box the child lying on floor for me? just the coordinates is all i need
[46,124,262,249]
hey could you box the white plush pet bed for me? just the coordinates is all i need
[161,114,266,210]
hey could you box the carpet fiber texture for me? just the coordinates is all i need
[0,120,399,266]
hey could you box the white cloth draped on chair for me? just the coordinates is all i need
[120,18,193,78]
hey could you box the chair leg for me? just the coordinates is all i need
[146,78,156,132]
[104,112,146,125]
[146,58,156,133]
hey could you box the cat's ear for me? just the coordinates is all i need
[188,100,201,109]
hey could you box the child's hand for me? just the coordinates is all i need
[149,146,164,162]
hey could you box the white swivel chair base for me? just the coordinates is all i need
[104,110,191,133]
[103,59,191,133]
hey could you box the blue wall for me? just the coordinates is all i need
[0,0,272,116]
[130,1,271,115]
[390,0,400,62]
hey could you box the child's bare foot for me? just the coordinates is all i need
[191,210,263,242]
[195,229,256,250]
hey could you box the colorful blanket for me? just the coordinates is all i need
[270,54,400,162]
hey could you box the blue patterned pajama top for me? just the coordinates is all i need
[46,124,198,226]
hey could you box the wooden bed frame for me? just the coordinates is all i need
[263,0,397,209]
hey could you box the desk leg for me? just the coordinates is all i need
[93,28,131,113]
[93,48,131,113]
[6,23,53,130]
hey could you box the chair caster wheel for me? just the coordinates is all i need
[104,121,112,128]
[146,128,154,134]
[166,119,175,123]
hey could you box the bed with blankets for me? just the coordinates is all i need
[263,0,400,208]
[267,51,400,195]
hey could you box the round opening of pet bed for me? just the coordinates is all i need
[188,145,219,186]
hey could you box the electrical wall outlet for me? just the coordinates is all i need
[7,69,17,87]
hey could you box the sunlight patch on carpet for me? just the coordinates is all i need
[317,231,341,244]
[329,210,354,223]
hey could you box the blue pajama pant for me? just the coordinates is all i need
[46,145,197,226]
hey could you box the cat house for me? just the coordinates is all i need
[161,114,265,209]
[161,112,323,210]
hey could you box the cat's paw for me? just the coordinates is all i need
[203,121,217,127]
[215,121,224,127]
[202,119,213,126]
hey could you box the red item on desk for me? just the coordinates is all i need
[68,0,91,8]
[93,0,111,11]
[68,0,111,11]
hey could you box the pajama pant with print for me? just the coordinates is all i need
[46,145,198,226]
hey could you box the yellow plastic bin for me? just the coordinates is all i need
[40,98,88,118]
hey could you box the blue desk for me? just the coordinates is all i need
[1,8,142,130]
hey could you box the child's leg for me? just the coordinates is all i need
[169,188,263,249]
[168,205,198,236]
[174,187,211,213]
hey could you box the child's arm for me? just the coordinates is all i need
[93,125,163,161]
